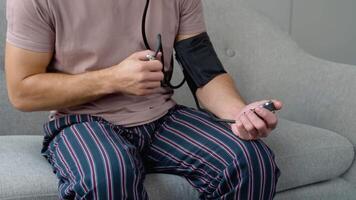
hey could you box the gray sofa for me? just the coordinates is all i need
[1,0,356,199]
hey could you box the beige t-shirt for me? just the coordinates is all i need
[6,0,206,126]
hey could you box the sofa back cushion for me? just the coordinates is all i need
[0,0,294,136]
[0,0,48,135]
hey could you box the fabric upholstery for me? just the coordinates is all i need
[275,178,356,200]
[0,0,4,60]
[0,0,48,136]
[174,0,356,185]
[1,0,356,199]
[0,117,354,198]
[0,136,200,200]
[264,119,354,191]
[201,0,356,147]
[210,0,356,185]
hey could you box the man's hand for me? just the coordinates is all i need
[107,50,164,96]
[231,100,283,140]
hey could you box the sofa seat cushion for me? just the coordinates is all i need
[0,136,199,200]
[0,118,354,199]
[275,178,356,200]
[264,118,355,192]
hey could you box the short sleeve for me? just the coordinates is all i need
[6,0,55,52]
[178,0,206,35]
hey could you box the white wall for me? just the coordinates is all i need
[247,0,356,66]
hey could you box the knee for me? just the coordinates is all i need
[79,175,112,199]
[229,140,280,198]
[76,160,143,199]
[207,140,280,199]
[235,140,279,181]
[74,150,144,199]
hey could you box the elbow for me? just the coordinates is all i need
[8,88,37,112]
[9,95,36,112]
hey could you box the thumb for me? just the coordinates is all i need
[155,52,163,61]
[271,99,283,110]
[256,99,283,111]
[130,50,155,61]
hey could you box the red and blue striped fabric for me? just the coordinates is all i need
[42,105,280,200]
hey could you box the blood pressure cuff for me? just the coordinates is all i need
[174,32,227,93]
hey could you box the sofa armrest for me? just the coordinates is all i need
[202,0,356,147]
[202,0,356,185]
[242,50,356,147]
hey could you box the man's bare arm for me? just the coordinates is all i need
[175,34,246,119]
[5,43,114,111]
[5,43,163,112]
[175,33,283,140]
[196,74,246,119]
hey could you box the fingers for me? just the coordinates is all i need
[231,99,282,140]
[240,113,259,139]
[155,52,162,61]
[233,113,271,140]
[130,50,155,60]
[271,99,283,110]
[258,99,283,111]
[143,81,162,89]
[246,110,270,138]
[130,51,163,72]
[234,107,276,140]
[144,71,164,82]
[144,60,163,72]
[136,89,160,96]
[254,107,278,130]
[232,120,250,140]
[131,50,163,63]
[260,99,283,111]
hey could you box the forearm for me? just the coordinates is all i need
[196,73,246,119]
[6,45,163,112]
[10,68,114,112]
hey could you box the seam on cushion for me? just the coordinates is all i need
[278,118,356,159]
[279,117,354,144]
[276,146,354,187]
[277,145,354,160]
[278,117,337,134]
[276,178,352,193]
[1,193,57,200]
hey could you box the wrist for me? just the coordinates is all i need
[87,67,117,95]
[227,102,246,119]
[213,100,246,120]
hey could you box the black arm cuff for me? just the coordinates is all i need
[174,32,227,94]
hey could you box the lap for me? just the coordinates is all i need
[41,107,279,199]
[145,105,276,179]
[46,120,139,172]
[143,106,279,198]
[43,120,145,198]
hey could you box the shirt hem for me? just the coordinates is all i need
[178,25,206,36]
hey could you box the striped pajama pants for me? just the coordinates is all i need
[41,105,280,200]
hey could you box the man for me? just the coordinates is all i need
[5,0,282,199]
